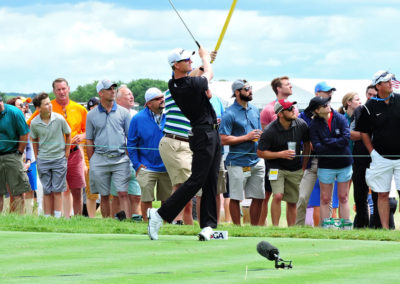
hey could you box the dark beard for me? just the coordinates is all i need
[239,93,252,102]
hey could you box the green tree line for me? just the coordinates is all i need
[48,78,168,106]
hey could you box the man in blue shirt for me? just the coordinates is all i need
[219,79,265,226]
[0,94,31,213]
[128,88,172,221]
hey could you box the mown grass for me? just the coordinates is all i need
[1,214,399,242]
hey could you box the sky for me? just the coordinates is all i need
[0,0,399,93]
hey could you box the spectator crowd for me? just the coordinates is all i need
[1,47,399,240]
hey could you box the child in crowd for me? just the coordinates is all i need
[30,93,71,218]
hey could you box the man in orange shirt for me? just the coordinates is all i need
[28,78,87,217]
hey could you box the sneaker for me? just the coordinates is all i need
[198,226,214,241]
[321,218,335,229]
[172,220,184,225]
[147,208,163,240]
[340,219,353,230]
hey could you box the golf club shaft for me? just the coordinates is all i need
[168,0,200,48]
[212,0,238,63]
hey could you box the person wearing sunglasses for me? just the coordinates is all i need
[219,79,265,226]
[296,81,339,227]
[257,99,311,227]
[259,76,299,226]
[356,70,400,229]
[147,46,221,241]
[86,79,133,219]
[305,96,353,228]
[127,87,173,222]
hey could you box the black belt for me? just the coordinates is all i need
[192,124,219,131]
[164,133,189,142]
[70,146,79,153]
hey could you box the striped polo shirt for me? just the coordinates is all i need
[163,89,191,138]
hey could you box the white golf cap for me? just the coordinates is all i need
[372,70,393,86]
[167,48,195,66]
[145,87,163,103]
[96,79,117,93]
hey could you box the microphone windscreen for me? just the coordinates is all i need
[257,241,279,261]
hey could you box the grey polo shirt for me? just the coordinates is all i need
[86,102,131,156]
[258,118,309,171]
[30,112,71,160]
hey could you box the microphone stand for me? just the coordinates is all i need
[274,255,293,269]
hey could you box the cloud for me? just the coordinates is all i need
[0,1,399,93]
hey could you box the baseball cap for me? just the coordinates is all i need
[305,96,331,115]
[96,79,117,93]
[168,48,195,66]
[231,79,249,97]
[145,88,163,103]
[372,70,393,86]
[274,99,297,114]
[315,81,336,93]
[86,97,100,110]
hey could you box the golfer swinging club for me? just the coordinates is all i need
[148,45,221,241]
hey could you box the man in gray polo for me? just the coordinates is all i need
[86,79,132,218]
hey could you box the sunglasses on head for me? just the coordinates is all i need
[284,106,294,112]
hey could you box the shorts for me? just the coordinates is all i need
[270,169,304,204]
[110,167,141,196]
[366,149,400,193]
[227,160,265,201]
[89,153,131,196]
[136,170,172,202]
[264,159,272,193]
[308,179,339,208]
[37,157,68,195]
[27,161,38,191]
[318,165,352,184]
[197,158,227,197]
[159,136,192,186]
[0,153,31,196]
[66,148,86,189]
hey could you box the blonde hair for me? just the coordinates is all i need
[338,92,358,114]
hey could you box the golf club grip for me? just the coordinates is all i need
[195,41,200,48]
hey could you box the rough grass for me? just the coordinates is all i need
[1,214,399,242]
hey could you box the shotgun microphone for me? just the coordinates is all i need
[256,241,293,269]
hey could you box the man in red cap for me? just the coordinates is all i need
[257,99,310,226]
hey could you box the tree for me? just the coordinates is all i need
[126,79,168,106]
[63,79,168,106]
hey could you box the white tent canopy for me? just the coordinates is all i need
[209,79,373,110]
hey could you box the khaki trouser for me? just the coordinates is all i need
[296,158,318,225]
